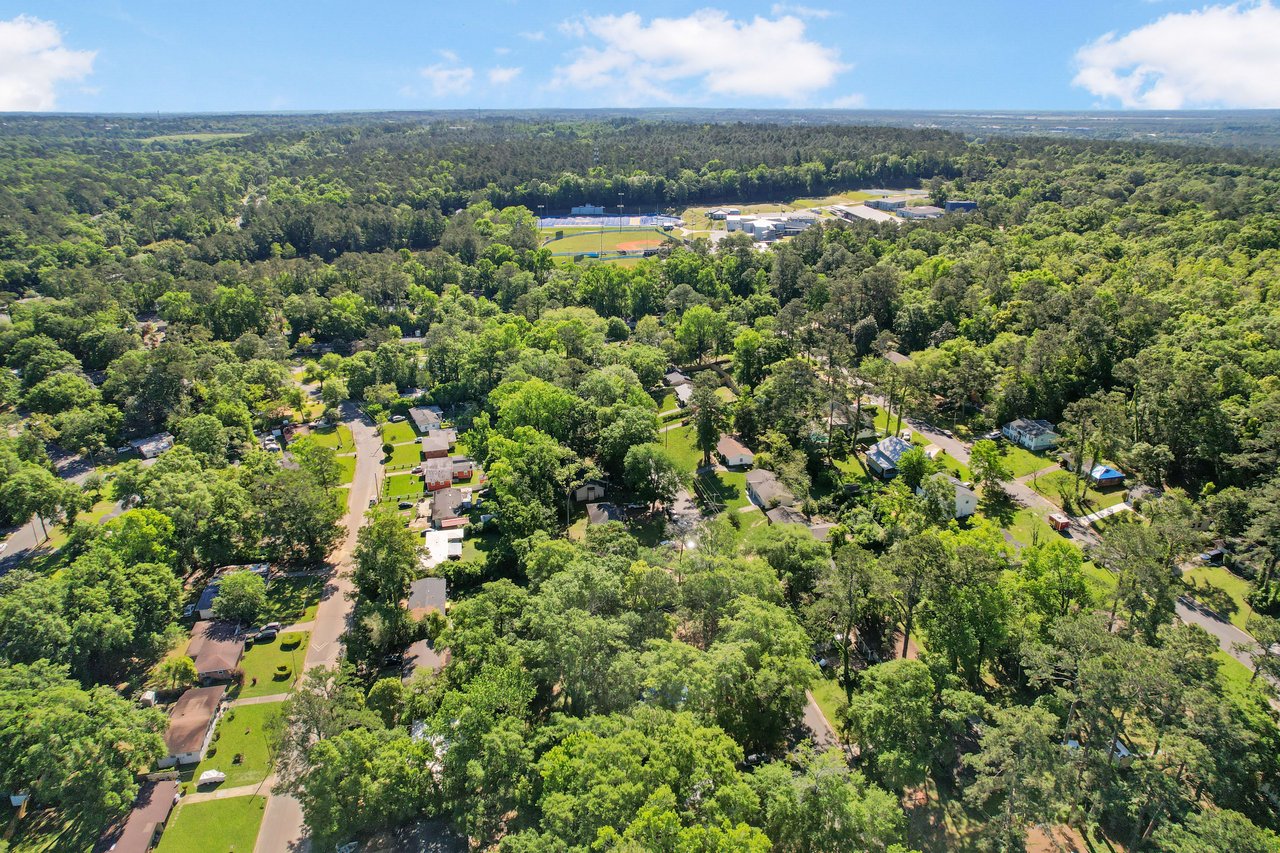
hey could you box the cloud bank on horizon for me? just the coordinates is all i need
[1074,1,1280,108]
[1,3,1278,112]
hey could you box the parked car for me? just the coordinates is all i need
[390,415,406,423]
[259,622,282,633]
[255,629,278,642]
[398,500,414,510]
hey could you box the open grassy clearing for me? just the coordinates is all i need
[661,424,705,475]
[695,468,751,512]
[189,702,282,791]
[380,420,418,444]
[235,632,309,699]
[1004,508,1058,549]
[384,441,421,468]
[143,132,249,144]
[308,423,353,450]
[999,444,1056,478]
[155,796,265,853]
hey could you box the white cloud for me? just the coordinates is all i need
[770,3,834,19]
[553,9,847,103]
[488,66,523,85]
[419,63,474,96]
[1074,1,1280,108]
[520,30,546,41]
[493,46,511,56]
[0,15,95,111]
[828,93,866,108]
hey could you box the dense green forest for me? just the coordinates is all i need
[1,114,1280,852]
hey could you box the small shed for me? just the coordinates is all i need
[573,480,607,502]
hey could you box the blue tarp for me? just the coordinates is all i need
[1090,464,1125,484]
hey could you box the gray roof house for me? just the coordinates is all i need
[865,436,914,479]
[408,577,447,616]
[408,406,443,433]
[745,469,795,509]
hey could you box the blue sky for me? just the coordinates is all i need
[2,1,1278,112]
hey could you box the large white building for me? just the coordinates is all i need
[725,211,819,241]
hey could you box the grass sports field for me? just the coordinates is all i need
[542,227,671,257]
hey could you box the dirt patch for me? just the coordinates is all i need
[616,239,664,252]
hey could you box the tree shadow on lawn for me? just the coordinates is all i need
[978,487,1018,528]
[1183,577,1239,622]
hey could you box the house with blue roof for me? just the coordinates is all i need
[866,436,915,479]
[1089,465,1126,488]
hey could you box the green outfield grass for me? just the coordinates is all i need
[544,227,670,256]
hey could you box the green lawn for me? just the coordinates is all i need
[999,444,1056,478]
[1183,565,1254,630]
[714,386,738,403]
[332,487,350,514]
[810,676,847,739]
[235,632,309,699]
[309,424,353,451]
[335,453,356,486]
[155,796,265,853]
[1029,469,1127,513]
[381,420,418,444]
[655,391,677,412]
[385,472,424,500]
[1084,561,1118,602]
[461,531,499,565]
[385,441,421,468]
[662,425,704,474]
[190,703,282,790]
[266,576,324,623]
[695,468,751,512]
[1004,508,1058,549]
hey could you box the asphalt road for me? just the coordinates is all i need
[254,404,383,853]
[874,396,1270,674]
